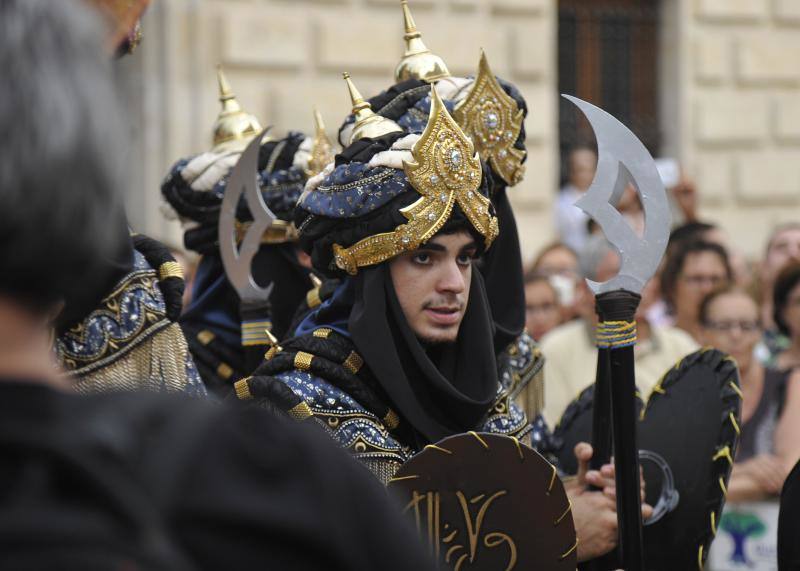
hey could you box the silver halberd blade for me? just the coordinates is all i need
[218,128,276,305]
[562,95,671,295]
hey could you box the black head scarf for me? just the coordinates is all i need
[348,264,497,444]
[478,189,526,353]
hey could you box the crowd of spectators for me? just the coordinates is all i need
[531,146,800,501]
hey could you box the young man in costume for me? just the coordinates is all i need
[0,3,438,568]
[238,2,652,561]
[161,70,334,395]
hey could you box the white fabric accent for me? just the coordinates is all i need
[181,149,242,192]
[339,122,355,148]
[300,160,336,200]
[434,76,474,105]
[292,136,313,171]
[366,134,420,169]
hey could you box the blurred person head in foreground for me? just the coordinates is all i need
[0,3,437,568]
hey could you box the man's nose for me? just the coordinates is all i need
[436,259,466,294]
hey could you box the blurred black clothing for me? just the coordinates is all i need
[0,381,436,571]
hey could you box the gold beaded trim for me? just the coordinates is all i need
[234,377,252,400]
[383,409,401,430]
[265,345,281,360]
[453,51,525,186]
[312,328,332,339]
[217,362,234,380]
[294,351,314,372]
[158,261,184,281]
[342,351,364,375]
[287,401,314,421]
[306,286,322,309]
[197,330,215,345]
[235,219,298,245]
[331,88,497,275]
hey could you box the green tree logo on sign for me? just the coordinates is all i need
[720,511,767,565]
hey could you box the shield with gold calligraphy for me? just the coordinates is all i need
[388,432,577,570]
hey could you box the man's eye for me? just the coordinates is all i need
[412,252,431,265]
[457,253,473,266]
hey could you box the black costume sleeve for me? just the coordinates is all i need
[171,406,437,571]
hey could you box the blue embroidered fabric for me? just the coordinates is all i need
[299,164,409,219]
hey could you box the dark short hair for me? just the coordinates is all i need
[669,221,715,249]
[0,0,128,311]
[773,262,800,336]
[660,240,733,311]
[698,285,758,328]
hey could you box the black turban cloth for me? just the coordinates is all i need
[163,132,312,342]
[348,264,498,445]
[478,189,526,353]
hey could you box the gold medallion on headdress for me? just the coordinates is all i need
[332,87,498,275]
[306,108,335,177]
[454,51,526,186]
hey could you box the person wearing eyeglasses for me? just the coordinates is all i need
[700,286,800,502]
[661,240,734,342]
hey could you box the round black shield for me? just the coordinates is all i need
[553,348,742,570]
[388,432,577,571]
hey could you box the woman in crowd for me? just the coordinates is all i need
[661,240,733,342]
[700,286,800,501]
[527,242,580,321]
[523,273,563,341]
[773,263,800,371]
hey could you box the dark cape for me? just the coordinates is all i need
[0,381,436,571]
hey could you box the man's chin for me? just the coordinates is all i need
[417,327,459,346]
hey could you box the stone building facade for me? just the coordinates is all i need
[120,0,800,261]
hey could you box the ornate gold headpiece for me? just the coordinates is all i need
[453,51,526,186]
[306,108,335,177]
[212,65,263,151]
[332,88,498,275]
[394,0,451,84]
[343,72,404,144]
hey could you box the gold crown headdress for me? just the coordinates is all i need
[212,65,263,151]
[453,51,526,186]
[343,72,404,144]
[332,87,498,275]
[394,0,451,84]
[306,108,335,177]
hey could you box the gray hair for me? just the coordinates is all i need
[0,0,129,309]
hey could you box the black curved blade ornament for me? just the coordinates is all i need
[218,128,276,305]
[562,95,670,295]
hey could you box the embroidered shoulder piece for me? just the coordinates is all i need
[56,251,170,374]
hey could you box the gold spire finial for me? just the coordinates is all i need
[394,0,450,83]
[306,107,335,177]
[342,72,403,144]
[212,64,263,151]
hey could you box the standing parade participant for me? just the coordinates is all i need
[55,0,205,396]
[161,67,334,395]
[231,3,656,562]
